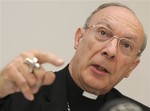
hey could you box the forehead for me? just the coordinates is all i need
[90,6,141,29]
[89,6,144,47]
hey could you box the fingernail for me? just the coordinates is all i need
[27,94,34,101]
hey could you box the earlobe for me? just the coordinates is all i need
[74,28,85,49]
[124,58,140,78]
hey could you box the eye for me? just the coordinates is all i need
[120,39,133,50]
[93,26,113,41]
[97,27,112,38]
[124,43,130,48]
[100,29,107,36]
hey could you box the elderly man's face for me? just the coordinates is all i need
[69,6,144,95]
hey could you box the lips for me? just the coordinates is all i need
[92,64,109,74]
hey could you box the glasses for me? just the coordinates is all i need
[86,25,141,56]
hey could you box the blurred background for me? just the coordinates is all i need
[0,0,149,107]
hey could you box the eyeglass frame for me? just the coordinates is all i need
[84,24,141,56]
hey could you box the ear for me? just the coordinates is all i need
[74,28,85,49]
[124,57,140,78]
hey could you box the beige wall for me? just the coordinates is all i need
[0,0,150,107]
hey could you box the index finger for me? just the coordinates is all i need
[30,50,64,66]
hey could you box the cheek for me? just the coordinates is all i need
[117,56,133,70]
[76,36,98,63]
[113,57,133,79]
[79,32,101,51]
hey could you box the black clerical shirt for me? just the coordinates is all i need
[66,67,105,111]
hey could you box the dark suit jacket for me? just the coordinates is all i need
[0,66,149,111]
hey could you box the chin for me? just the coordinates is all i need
[84,83,111,95]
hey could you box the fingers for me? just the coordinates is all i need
[30,66,45,94]
[30,50,64,66]
[42,71,56,85]
[31,69,56,94]
[0,50,64,101]
[20,50,63,99]
[20,50,64,100]
[1,64,34,101]
[12,71,34,101]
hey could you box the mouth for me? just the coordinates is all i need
[92,64,110,74]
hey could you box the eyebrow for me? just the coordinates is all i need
[95,20,137,43]
[95,20,112,30]
[123,35,137,43]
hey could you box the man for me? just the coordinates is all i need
[0,2,149,111]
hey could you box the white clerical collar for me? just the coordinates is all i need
[82,91,98,100]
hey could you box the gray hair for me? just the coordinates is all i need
[84,2,147,56]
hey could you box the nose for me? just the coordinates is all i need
[101,39,118,60]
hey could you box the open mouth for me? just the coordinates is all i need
[93,64,109,73]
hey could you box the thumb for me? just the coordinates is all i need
[42,71,56,85]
